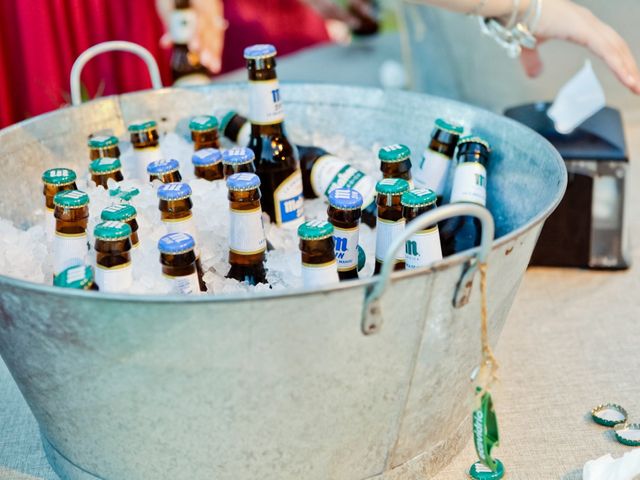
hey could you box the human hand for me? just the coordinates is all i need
[302,0,378,34]
[519,0,640,94]
[156,0,226,73]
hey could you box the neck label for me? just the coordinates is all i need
[450,162,487,205]
[249,79,284,125]
[53,232,88,275]
[375,217,406,263]
[414,149,451,195]
[333,225,360,272]
[301,260,339,288]
[229,207,267,255]
[164,272,201,295]
[96,262,133,293]
[405,226,443,269]
[162,215,200,256]
[134,146,162,181]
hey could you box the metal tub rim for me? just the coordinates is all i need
[0,83,568,304]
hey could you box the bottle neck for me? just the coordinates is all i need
[247,59,285,127]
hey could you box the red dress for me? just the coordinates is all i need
[0,0,330,128]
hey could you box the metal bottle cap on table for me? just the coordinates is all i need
[591,403,628,427]
[468,459,505,479]
[614,423,640,447]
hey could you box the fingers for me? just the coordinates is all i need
[520,47,544,78]
[302,0,361,30]
[191,0,226,74]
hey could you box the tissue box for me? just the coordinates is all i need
[504,102,630,269]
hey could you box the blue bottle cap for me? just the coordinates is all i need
[192,148,222,166]
[222,147,255,165]
[147,158,180,175]
[158,232,196,255]
[328,188,363,210]
[227,172,261,192]
[157,182,192,201]
[244,44,277,60]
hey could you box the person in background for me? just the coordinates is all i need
[167,0,640,94]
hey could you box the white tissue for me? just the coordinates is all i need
[548,60,606,134]
[583,450,640,480]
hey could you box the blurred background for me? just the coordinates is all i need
[0,0,639,129]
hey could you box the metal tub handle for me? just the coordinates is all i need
[362,203,495,335]
[70,41,164,106]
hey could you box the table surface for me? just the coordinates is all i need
[2,36,640,480]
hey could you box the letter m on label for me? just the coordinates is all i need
[406,240,418,256]
[334,237,348,252]
[271,89,281,103]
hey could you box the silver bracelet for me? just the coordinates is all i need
[477,0,543,58]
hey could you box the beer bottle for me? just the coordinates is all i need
[90,157,124,189]
[93,221,133,293]
[244,44,304,228]
[226,173,268,285]
[190,115,220,150]
[158,232,201,294]
[128,120,162,180]
[88,134,120,161]
[53,190,90,276]
[157,182,206,291]
[298,145,377,228]
[220,111,251,147]
[298,220,339,288]
[374,178,410,274]
[379,144,413,187]
[42,168,77,237]
[192,148,223,181]
[413,118,464,204]
[439,137,491,256]
[53,264,98,291]
[222,147,256,178]
[402,189,443,269]
[101,204,140,249]
[147,158,182,183]
[170,0,210,85]
[327,188,363,281]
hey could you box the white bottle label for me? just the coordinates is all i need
[53,232,88,275]
[375,218,406,263]
[405,226,443,269]
[162,214,200,256]
[236,121,252,147]
[46,208,55,240]
[134,146,162,181]
[164,272,201,295]
[333,226,359,272]
[95,263,133,293]
[248,79,284,125]
[414,149,451,195]
[450,162,487,206]
[274,170,305,228]
[229,207,267,255]
[310,155,376,209]
[301,260,340,288]
[170,9,196,44]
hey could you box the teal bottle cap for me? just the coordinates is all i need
[94,221,132,241]
[357,244,366,272]
[435,118,464,135]
[53,190,89,208]
[459,135,491,151]
[401,188,437,207]
[298,219,334,240]
[53,265,94,290]
[189,115,219,132]
[378,144,411,162]
[614,423,640,447]
[128,119,157,132]
[591,403,628,427]
[87,134,118,148]
[42,168,76,186]
[220,111,239,133]
[376,178,410,195]
[468,459,505,479]
[101,204,137,222]
[90,157,122,174]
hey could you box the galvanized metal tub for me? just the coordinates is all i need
[0,83,566,480]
